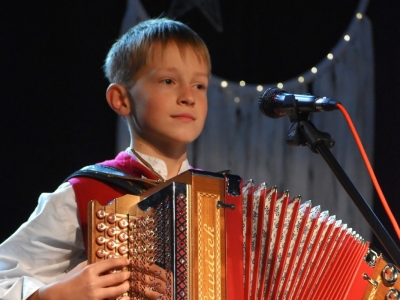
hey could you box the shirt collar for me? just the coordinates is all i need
[125,148,190,180]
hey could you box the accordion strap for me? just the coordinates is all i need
[64,164,159,194]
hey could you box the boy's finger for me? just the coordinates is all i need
[131,280,166,300]
[99,278,130,299]
[132,261,172,283]
[137,274,168,294]
[98,270,131,288]
[90,257,130,274]
[146,264,172,283]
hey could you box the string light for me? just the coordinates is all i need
[216,4,367,103]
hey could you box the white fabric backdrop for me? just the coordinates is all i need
[117,0,374,240]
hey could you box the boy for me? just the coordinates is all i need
[0,18,211,300]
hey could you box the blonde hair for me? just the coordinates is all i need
[104,18,211,87]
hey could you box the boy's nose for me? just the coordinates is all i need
[178,86,195,106]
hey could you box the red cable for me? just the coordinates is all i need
[337,103,400,239]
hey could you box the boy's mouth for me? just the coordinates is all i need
[171,113,196,122]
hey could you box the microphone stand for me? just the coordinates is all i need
[286,111,400,267]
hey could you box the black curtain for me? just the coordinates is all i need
[0,0,398,257]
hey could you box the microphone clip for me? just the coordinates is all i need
[287,119,335,153]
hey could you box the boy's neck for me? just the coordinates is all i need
[131,142,188,180]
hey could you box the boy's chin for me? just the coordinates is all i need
[169,138,196,147]
[165,132,202,146]
[176,135,202,145]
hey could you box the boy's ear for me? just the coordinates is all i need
[106,83,131,117]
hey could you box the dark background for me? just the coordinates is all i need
[1,0,399,256]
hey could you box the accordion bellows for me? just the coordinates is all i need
[88,170,399,299]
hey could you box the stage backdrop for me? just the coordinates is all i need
[116,0,374,240]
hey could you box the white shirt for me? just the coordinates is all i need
[125,148,190,181]
[0,151,190,299]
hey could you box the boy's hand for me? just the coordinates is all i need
[131,263,173,300]
[29,258,131,300]
[28,258,173,300]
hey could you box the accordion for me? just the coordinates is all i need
[88,170,400,299]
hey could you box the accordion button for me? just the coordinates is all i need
[118,232,128,242]
[118,218,128,228]
[107,213,116,224]
[96,249,106,258]
[107,240,116,250]
[96,223,106,232]
[107,227,116,237]
[107,253,116,259]
[96,236,106,245]
[96,209,105,219]
[118,245,128,255]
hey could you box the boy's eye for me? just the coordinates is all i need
[196,84,206,90]
[164,79,173,84]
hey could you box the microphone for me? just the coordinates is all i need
[258,87,340,119]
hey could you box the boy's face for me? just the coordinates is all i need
[128,42,209,150]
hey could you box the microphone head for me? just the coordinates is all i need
[258,87,287,118]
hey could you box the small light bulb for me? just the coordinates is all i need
[277,83,283,89]
[221,81,228,88]
[344,35,350,41]
[327,53,334,60]
[298,76,305,83]
[256,85,263,92]
[356,13,363,19]
[234,97,240,103]
[239,80,246,87]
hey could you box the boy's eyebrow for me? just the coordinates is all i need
[156,67,209,78]
[195,71,210,78]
